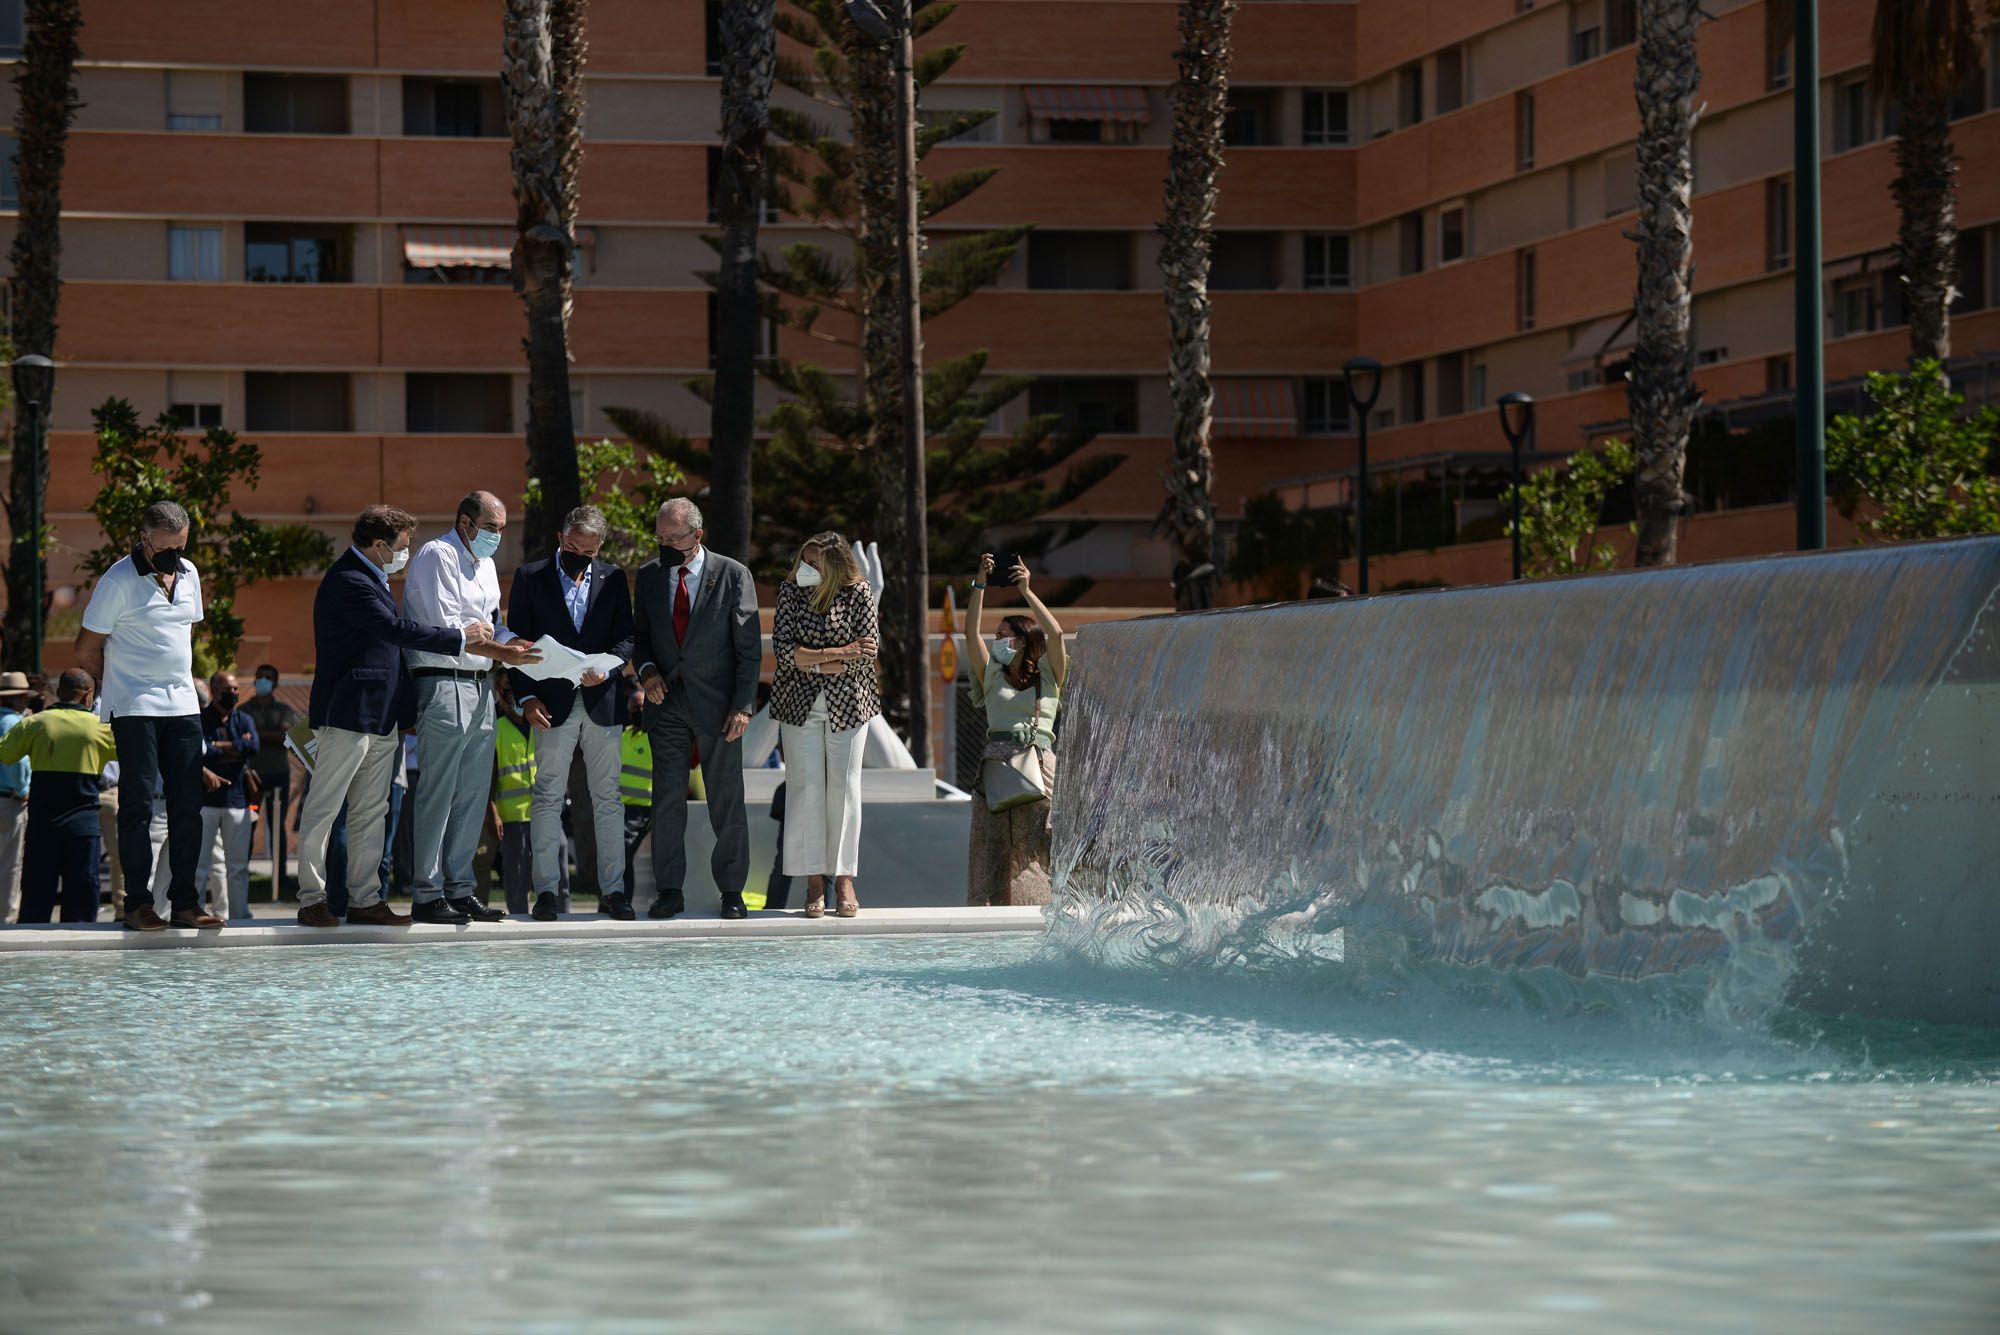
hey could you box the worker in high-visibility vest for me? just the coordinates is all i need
[620,700,653,908]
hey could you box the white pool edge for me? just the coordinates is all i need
[0,906,1048,954]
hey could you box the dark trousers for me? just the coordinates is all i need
[326,783,402,918]
[111,714,205,913]
[19,823,102,923]
[647,698,748,901]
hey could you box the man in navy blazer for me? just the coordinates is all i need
[507,505,638,920]
[296,505,493,927]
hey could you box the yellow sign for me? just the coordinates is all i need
[939,637,958,683]
[941,587,957,634]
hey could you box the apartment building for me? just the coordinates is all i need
[5,0,1996,662]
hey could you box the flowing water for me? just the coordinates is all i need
[1,936,1995,1332]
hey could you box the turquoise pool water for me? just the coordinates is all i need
[1,935,1996,1332]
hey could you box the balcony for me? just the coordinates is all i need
[926,145,1355,229]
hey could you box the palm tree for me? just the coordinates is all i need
[1627,0,1703,568]
[3,0,83,667]
[708,0,777,563]
[1159,0,1234,610]
[502,0,588,561]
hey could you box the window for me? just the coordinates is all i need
[1833,77,1875,152]
[1434,46,1464,116]
[1438,205,1466,264]
[1764,355,1793,394]
[1302,89,1350,146]
[1210,232,1280,290]
[1515,91,1535,170]
[1300,378,1352,434]
[1303,233,1351,289]
[1605,0,1636,51]
[0,0,19,56]
[402,77,505,138]
[407,373,512,434]
[245,223,351,283]
[1470,362,1488,410]
[1027,378,1139,436]
[1398,362,1426,425]
[1397,212,1424,277]
[1831,275,1875,338]
[1028,231,1134,290]
[1224,89,1281,146]
[1044,118,1107,143]
[1517,248,1537,330]
[1570,9,1602,66]
[705,146,780,224]
[1766,176,1793,271]
[1436,352,1466,417]
[168,402,223,430]
[243,73,349,134]
[168,225,222,281]
[1956,227,1991,314]
[1765,18,1793,91]
[0,135,15,208]
[1880,265,1907,329]
[1602,147,1637,216]
[1396,64,1424,128]
[167,114,222,131]
[919,107,999,145]
[705,0,723,77]
[246,373,351,432]
[166,70,225,131]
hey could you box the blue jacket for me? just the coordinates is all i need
[200,704,260,809]
[310,547,465,735]
[505,556,635,728]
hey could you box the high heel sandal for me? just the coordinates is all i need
[804,877,826,919]
[835,880,859,918]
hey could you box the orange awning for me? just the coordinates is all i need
[1212,379,1297,439]
[402,224,596,269]
[1022,85,1152,124]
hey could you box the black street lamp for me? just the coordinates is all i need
[1497,391,1535,582]
[11,352,54,674]
[1342,355,1383,595]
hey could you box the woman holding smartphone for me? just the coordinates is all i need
[964,552,1066,906]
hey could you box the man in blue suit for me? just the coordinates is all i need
[296,505,494,928]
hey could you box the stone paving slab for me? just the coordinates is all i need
[0,906,1047,954]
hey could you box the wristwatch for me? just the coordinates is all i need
[970,581,987,590]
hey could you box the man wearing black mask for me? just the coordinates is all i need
[196,670,260,921]
[74,500,221,931]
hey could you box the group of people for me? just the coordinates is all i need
[0,491,1069,927]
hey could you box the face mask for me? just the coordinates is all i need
[149,546,185,576]
[216,690,239,712]
[559,549,592,579]
[466,528,501,561]
[383,546,410,576]
[254,678,275,697]
[794,562,823,588]
[990,640,1017,667]
[657,543,687,569]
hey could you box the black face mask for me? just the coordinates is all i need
[215,691,239,712]
[657,543,687,569]
[146,546,185,576]
[558,549,592,579]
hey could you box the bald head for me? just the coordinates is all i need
[57,668,93,703]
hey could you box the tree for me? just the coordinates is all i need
[3,0,83,668]
[708,0,778,562]
[521,436,688,573]
[1627,0,1703,568]
[503,0,589,563]
[83,400,334,674]
[1499,439,1639,579]
[1828,360,2000,541]
[1158,0,1234,612]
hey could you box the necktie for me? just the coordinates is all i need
[673,567,691,644]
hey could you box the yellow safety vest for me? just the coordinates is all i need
[620,729,652,808]
[496,717,536,823]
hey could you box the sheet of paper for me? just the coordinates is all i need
[514,637,627,685]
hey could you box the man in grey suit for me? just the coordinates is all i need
[633,498,762,919]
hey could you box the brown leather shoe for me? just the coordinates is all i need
[346,901,412,927]
[123,904,168,932]
[169,907,225,929]
[297,902,340,928]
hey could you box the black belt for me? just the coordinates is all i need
[412,668,487,681]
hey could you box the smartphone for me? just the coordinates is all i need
[994,552,1024,582]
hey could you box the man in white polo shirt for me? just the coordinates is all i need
[74,500,223,932]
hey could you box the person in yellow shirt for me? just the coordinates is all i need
[0,669,119,923]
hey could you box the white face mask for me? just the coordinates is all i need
[795,561,823,588]
[990,639,1017,667]
[383,545,410,576]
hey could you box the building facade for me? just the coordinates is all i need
[6,0,1997,664]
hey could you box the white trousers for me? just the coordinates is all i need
[296,727,401,909]
[779,694,864,878]
[198,806,254,920]
[0,798,25,923]
[530,709,625,899]
[148,810,171,913]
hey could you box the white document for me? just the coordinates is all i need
[514,637,626,685]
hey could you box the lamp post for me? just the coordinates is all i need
[1793,0,1825,550]
[1342,356,1382,595]
[11,353,54,674]
[1497,391,1534,582]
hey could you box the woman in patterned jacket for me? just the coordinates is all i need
[768,532,879,917]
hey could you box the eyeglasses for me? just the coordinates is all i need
[659,528,696,545]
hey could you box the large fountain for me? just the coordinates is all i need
[1050,537,2000,1026]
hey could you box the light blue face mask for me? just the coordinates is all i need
[466,528,501,561]
[990,639,1017,667]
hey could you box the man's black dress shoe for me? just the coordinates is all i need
[410,899,472,925]
[531,892,560,922]
[719,892,748,920]
[647,891,684,920]
[600,892,636,921]
[446,895,505,923]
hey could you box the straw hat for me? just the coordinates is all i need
[0,671,33,699]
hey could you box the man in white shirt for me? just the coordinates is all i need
[401,491,541,924]
[73,500,223,932]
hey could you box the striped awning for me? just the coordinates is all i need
[1022,85,1152,124]
[402,224,596,269]
[1212,378,1298,438]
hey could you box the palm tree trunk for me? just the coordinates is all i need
[1628,0,1703,568]
[709,0,776,564]
[503,0,587,562]
[1890,89,1957,364]
[1160,1,1233,612]
[3,1,82,668]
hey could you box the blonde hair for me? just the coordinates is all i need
[797,530,865,614]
